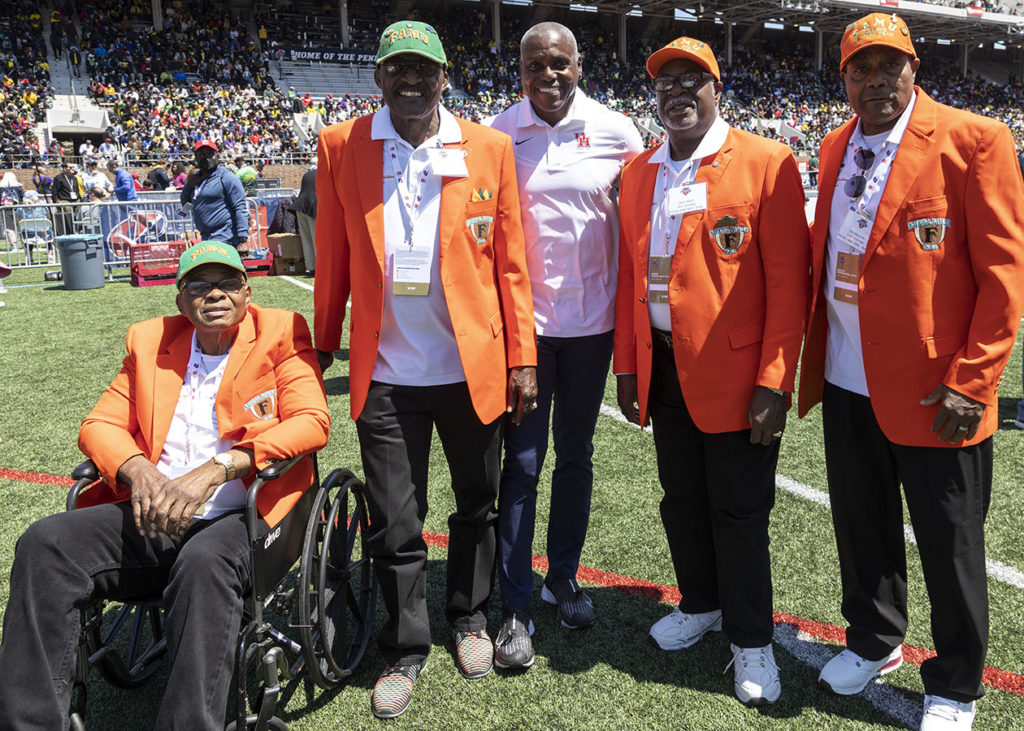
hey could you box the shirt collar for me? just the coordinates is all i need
[515,89,587,130]
[649,115,730,165]
[372,104,462,147]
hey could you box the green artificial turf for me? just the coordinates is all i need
[1,272,1022,729]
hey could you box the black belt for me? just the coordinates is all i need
[651,328,673,349]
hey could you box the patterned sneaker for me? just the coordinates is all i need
[726,643,781,706]
[454,628,494,679]
[648,607,722,650]
[370,659,426,719]
[920,695,977,730]
[494,612,536,670]
[540,576,595,629]
[818,646,903,696]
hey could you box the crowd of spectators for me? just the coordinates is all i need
[5,0,1024,171]
[0,2,55,168]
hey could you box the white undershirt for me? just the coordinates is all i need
[646,116,730,332]
[370,105,466,386]
[824,92,917,396]
[157,332,246,520]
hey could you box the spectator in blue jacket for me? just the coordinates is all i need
[107,159,137,202]
[180,140,249,254]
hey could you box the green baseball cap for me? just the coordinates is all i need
[375,21,447,66]
[176,241,246,288]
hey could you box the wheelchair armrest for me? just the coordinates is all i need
[67,460,100,512]
[246,454,319,536]
[255,456,304,482]
[71,460,99,481]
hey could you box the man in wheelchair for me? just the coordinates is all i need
[0,241,330,729]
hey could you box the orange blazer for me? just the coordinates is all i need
[613,127,810,431]
[78,304,331,528]
[798,89,1024,447]
[313,112,537,423]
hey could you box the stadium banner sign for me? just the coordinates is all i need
[283,47,375,64]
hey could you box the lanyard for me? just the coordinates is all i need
[387,141,432,250]
[844,133,897,219]
[657,158,699,254]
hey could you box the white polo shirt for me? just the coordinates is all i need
[370,105,466,387]
[824,92,917,397]
[490,91,643,337]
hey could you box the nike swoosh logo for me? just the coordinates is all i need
[514,138,533,146]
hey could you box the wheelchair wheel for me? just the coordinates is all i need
[297,469,376,688]
[83,599,167,688]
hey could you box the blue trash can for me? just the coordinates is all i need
[55,235,105,290]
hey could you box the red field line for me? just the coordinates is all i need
[5,467,1023,696]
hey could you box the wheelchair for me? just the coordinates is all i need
[65,455,377,731]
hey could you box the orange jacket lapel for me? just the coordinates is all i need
[862,89,937,270]
[353,119,386,276]
[151,323,191,459]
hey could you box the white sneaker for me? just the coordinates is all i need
[819,646,903,695]
[726,643,781,706]
[920,695,976,730]
[648,607,722,650]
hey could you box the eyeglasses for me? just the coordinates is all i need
[180,276,246,298]
[380,59,443,78]
[843,147,876,198]
[652,71,714,92]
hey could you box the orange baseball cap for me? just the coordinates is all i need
[840,13,917,69]
[646,37,720,81]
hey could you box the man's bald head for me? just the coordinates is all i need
[520,22,579,61]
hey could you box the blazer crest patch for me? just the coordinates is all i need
[243,389,277,420]
[908,217,950,251]
[710,216,749,255]
[466,216,493,245]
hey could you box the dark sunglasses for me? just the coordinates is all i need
[843,147,876,199]
[180,276,246,298]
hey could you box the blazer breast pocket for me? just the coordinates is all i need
[905,196,951,252]
[464,199,498,247]
[239,374,279,422]
[705,204,755,258]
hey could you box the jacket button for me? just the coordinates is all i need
[646,341,652,349]
[377,281,382,289]
[373,332,379,339]
[639,297,646,304]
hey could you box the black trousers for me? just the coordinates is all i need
[0,503,251,730]
[355,381,501,665]
[648,337,778,648]
[822,381,991,702]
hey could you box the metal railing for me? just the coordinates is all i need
[1,192,294,273]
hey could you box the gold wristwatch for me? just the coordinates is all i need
[213,452,237,481]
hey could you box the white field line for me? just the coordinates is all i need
[278,275,314,292]
[774,624,920,730]
[598,404,1024,590]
